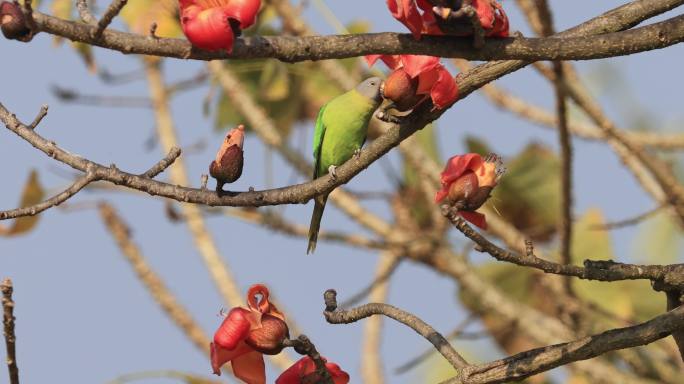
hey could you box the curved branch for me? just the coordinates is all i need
[442,206,684,290]
[323,289,469,370]
[441,305,684,384]
[0,166,95,220]
[27,10,684,63]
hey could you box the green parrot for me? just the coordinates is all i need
[307,77,384,254]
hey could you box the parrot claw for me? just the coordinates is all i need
[328,165,338,180]
[375,110,404,124]
[354,148,362,159]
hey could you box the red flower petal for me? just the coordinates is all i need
[400,55,440,78]
[232,349,266,384]
[246,284,285,320]
[459,210,488,230]
[440,154,484,188]
[223,0,262,29]
[386,0,425,39]
[180,6,235,51]
[213,307,255,351]
[487,1,509,37]
[211,340,253,375]
[473,0,495,29]
[276,356,350,384]
[429,66,458,109]
[365,54,402,70]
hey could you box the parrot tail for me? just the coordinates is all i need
[307,195,328,254]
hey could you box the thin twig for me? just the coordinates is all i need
[395,314,479,374]
[140,146,181,178]
[324,289,469,370]
[0,166,96,220]
[2,279,19,384]
[94,0,128,39]
[591,204,666,230]
[75,0,97,25]
[27,104,48,130]
[282,335,334,384]
[340,257,402,308]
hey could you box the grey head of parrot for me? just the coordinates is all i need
[355,77,383,103]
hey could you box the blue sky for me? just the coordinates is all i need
[1,1,683,383]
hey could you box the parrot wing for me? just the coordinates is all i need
[312,102,329,179]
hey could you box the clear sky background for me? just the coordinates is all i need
[1,1,683,383]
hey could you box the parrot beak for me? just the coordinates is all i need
[379,81,386,100]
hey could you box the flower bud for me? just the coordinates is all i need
[382,68,425,111]
[446,170,478,206]
[1,1,30,41]
[210,124,245,191]
[244,314,289,355]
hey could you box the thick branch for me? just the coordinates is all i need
[26,10,684,62]
[323,289,469,370]
[441,305,684,384]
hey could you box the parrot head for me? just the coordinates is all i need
[355,77,383,103]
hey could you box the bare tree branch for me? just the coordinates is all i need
[1,278,19,384]
[442,206,684,290]
[94,0,128,39]
[440,305,684,384]
[323,289,469,370]
[18,5,684,62]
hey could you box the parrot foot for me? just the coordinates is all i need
[375,110,404,124]
[328,165,338,180]
[353,148,362,159]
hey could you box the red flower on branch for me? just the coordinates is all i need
[365,54,457,110]
[211,284,289,384]
[386,0,509,39]
[435,153,505,229]
[275,356,350,384]
[179,0,261,52]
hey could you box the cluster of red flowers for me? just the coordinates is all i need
[387,0,509,39]
[211,284,349,384]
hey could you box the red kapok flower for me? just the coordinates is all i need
[435,153,505,229]
[275,356,350,384]
[386,0,442,39]
[366,54,457,110]
[211,284,289,384]
[179,0,262,52]
[387,0,509,39]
